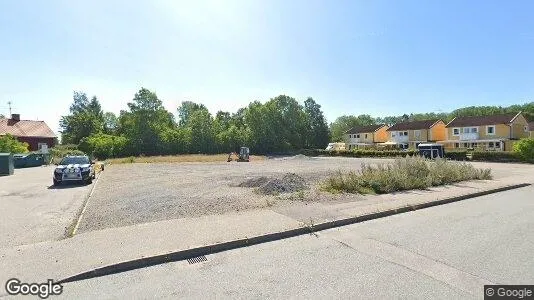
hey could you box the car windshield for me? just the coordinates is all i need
[59,157,90,165]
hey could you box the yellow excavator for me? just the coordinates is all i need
[227,147,250,162]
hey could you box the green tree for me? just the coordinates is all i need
[0,134,29,153]
[177,101,208,126]
[59,92,104,144]
[304,97,329,149]
[513,138,534,162]
[118,88,175,155]
[103,112,118,134]
[161,127,192,154]
[188,109,215,153]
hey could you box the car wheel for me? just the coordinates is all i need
[86,177,93,185]
[53,179,60,186]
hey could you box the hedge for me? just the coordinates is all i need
[299,149,418,158]
[471,151,523,163]
[444,151,468,161]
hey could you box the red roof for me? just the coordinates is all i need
[0,118,56,138]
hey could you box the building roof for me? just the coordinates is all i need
[345,124,386,134]
[529,122,534,131]
[386,119,441,131]
[0,118,57,138]
[445,112,519,128]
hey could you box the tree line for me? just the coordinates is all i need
[60,88,330,158]
[329,103,534,141]
[59,88,533,158]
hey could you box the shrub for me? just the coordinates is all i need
[323,156,492,194]
[471,151,522,162]
[444,150,468,161]
[513,138,534,162]
[0,134,29,153]
[79,134,129,160]
[53,144,79,151]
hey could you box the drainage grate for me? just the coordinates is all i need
[187,255,207,264]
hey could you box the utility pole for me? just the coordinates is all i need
[7,101,12,115]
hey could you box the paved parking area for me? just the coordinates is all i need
[0,166,93,248]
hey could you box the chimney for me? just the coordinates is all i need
[11,114,20,121]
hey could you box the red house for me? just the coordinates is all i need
[0,114,57,151]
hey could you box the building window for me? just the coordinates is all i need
[453,128,460,135]
[486,125,495,135]
[414,130,421,138]
[472,142,478,148]
[463,127,477,133]
[356,134,360,138]
[463,143,469,148]
[455,143,460,148]
[400,131,408,136]
[489,142,494,148]
[495,141,501,148]
[364,134,368,139]
[391,132,396,137]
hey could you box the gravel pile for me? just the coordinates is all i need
[237,176,271,188]
[240,173,308,195]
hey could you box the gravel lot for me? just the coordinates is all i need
[76,156,534,234]
[76,157,388,233]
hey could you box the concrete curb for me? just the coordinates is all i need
[57,182,531,284]
[64,170,103,238]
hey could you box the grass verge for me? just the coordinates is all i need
[105,154,265,164]
[322,156,492,194]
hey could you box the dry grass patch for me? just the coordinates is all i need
[323,156,492,194]
[106,154,266,164]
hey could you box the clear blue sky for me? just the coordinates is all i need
[1,0,533,133]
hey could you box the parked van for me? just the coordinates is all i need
[325,143,346,151]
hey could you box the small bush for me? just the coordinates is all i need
[513,138,534,163]
[0,134,29,153]
[79,134,129,160]
[323,156,492,194]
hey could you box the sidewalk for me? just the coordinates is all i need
[1,176,530,289]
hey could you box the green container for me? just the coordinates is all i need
[0,153,14,176]
[14,153,46,168]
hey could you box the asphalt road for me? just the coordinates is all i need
[0,166,93,248]
[60,185,534,299]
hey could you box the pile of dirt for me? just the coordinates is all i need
[239,173,308,195]
[237,176,271,188]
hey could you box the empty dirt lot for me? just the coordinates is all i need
[76,157,534,234]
